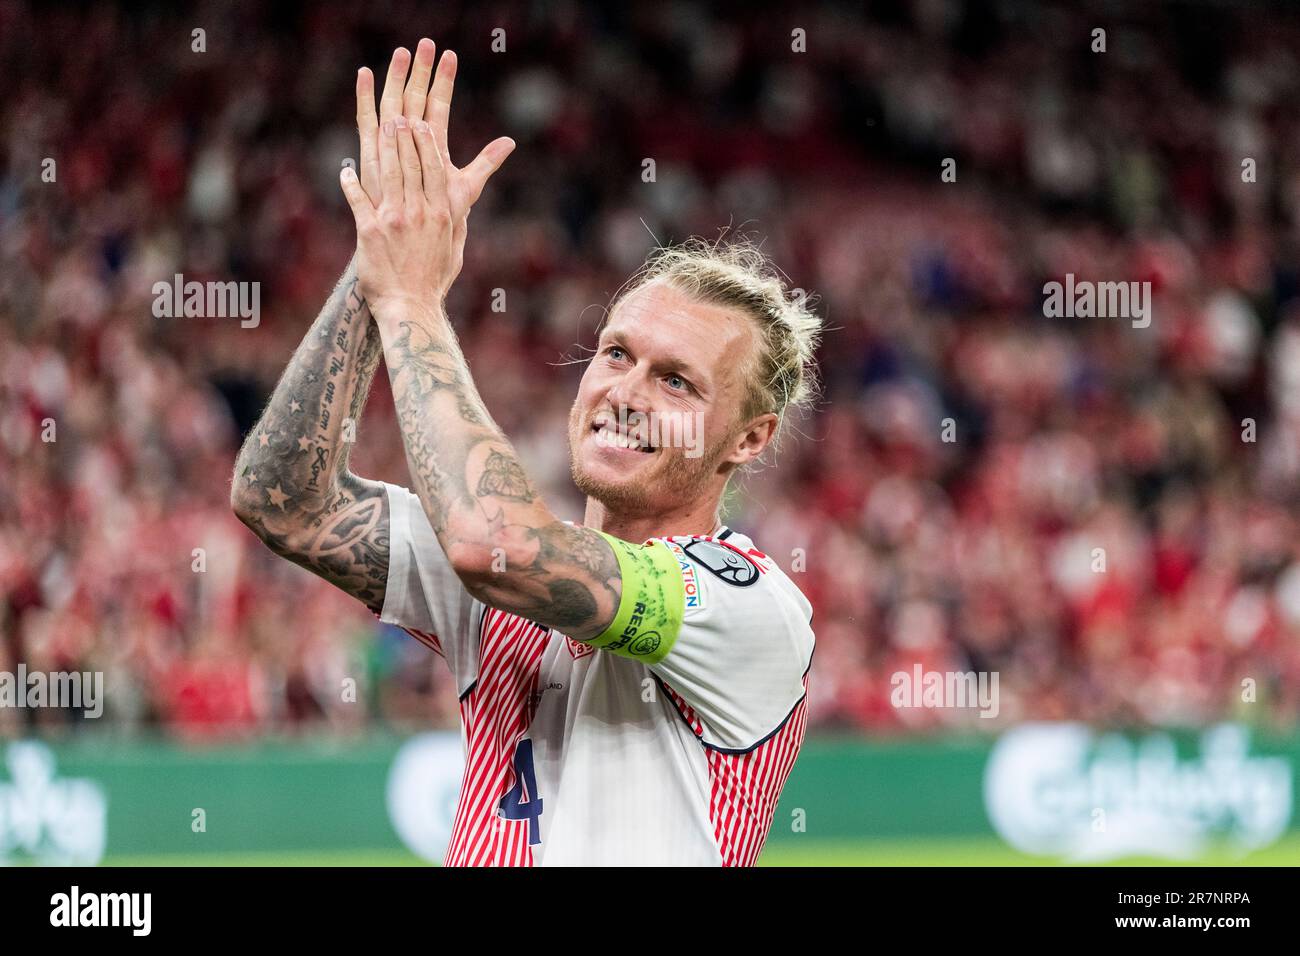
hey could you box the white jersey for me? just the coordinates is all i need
[378,482,815,866]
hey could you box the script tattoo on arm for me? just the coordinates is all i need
[231,261,391,613]
[381,315,621,640]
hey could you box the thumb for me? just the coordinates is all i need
[463,136,516,206]
[339,166,375,224]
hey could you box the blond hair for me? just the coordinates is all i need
[613,237,822,443]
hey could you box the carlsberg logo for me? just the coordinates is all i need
[0,741,107,865]
[984,723,1292,861]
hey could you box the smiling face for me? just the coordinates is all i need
[568,280,776,518]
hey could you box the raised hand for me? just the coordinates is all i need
[347,40,514,313]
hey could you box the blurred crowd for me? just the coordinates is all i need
[4,0,1300,740]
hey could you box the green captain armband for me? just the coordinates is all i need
[586,533,685,665]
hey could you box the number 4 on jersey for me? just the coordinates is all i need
[498,738,543,845]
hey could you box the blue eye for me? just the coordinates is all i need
[607,346,626,361]
[667,375,686,390]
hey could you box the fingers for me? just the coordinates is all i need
[355,67,380,200]
[414,117,446,203]
[393,116,424,207]
[427,49,457,161]
[379,47,411,124]
[356,67,378,133]
[403,38,436,122]
[339,166,374,226]
[367,43,504,220]
[379,117,402,203]
[462,136,516,206]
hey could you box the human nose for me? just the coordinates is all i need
[605,365,655,418]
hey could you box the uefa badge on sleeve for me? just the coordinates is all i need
[683,540,759,587]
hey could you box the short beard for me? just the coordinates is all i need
[569,414,734,518]
[570,460,657,515]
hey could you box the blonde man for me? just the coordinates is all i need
[232,40,820,866]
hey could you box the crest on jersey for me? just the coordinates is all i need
[566,637,595,660]
[683,539,759,587]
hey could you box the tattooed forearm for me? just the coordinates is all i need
[231,260,391,612]
[465,518,622,632]
[239,475,390,611]
[383,318,518,518]
[476,449,536,501]
[378,310,621,640]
